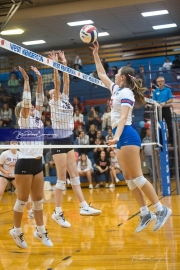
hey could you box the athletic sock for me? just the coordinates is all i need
[140,206,149,216]
[80,201,88,208]
[14,226,22,235]
[55,207,62,214]
[28,209,33,214]
[153,202,163,212]
[37,225,46,233]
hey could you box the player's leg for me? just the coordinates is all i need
[52,152,71,228]
[67,150,101,216]
[31,171,53,247]
[118,146,171,231]
[11,179,33,219]
[0,177,8,200]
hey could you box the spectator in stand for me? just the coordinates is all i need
[109,150,121,188]
[74,109,84,129]
[171,55,180,69]
[111,66,118,82]
[101,58,109,73]
[67,57,73,68]
[0,85,11,106]
[0,103,12,127]
[45,149,56,177]
[88,124,97,145]
[136,65,146,86]
[101,106,111,131]
[161,57,172,71]
[44,119,54,135]
[141,128,153,181]
[8,74,20,108]
[72,96,84,114]
[41,115,46,127]
[77,131,89,155]
[89,70,99,79]
[87,106,101,128]
[43,90,50,108]
[94,150,110,188]
[74,55,82,69]
[78,154,94,189]
[96,130,106,144]
[74,124,83,140]
[105,128,113,141]
[153,76,173,145]
[43,104,51,119]
[127,62,133,68]
[93,137,105,163]
[10,67,21,83]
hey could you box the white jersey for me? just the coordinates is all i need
[0,150,19,177]
[49,93,74,139]
[110,83,135,129]
[17,109,43,159]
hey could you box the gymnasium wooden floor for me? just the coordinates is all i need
[0,183,179,270]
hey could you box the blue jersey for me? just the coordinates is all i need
[152,87,173,103]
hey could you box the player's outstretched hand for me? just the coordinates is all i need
[48,50,58,62]
[107,138,118,146]
[19,66,29,81]
[58,50,66,64]
[31,66,41,77]
[89,40,99,55]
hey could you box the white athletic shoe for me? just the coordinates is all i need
[115,177,120,183]
[105,183,109,188]
[66,179,71,185]
[27,211,34,219]
[10,228,27,249]
[89,184,93,189]
[94,184,99,189]
[34,230,53,247]
[80,204,102,216]
[135,211,156,233]
[52,211,71,228]
[109,183,115,188]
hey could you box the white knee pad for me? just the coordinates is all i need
[14,199,27,212]
[71,177,80,186]
[56,180,66,191]
[133,176,147,189]
[32,199,43,211]
[125,180,137,191]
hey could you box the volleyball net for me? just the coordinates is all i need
[0,37,160,150]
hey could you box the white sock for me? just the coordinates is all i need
[37,225,46,233]
[14,226,22,235]
[28,209,33,214]
[140,206,149,216]
[153,202,163,212]
[80,201,88,208]
[55,207,62,214]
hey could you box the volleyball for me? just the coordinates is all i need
[80,25,98,43]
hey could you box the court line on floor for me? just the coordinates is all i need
[117,188,176,226]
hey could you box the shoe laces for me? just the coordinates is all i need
[59,212,66,221]
[19,233,25,243]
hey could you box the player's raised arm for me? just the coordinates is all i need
[48,50,61,101]
[59,50,69,96]
[18,66,31,119]
[90,41,112,90]
[31,66,44,114]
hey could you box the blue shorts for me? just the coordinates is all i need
[112,125,141,149]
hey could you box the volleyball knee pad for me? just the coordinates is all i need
[14,199,27,212]
[22,91,31,108]
[133,176,147,189]
[32,199,43,211]
[125,180,137,191]
[71,177,80,186]
[56,180,66,191]
[36,92,44,106]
